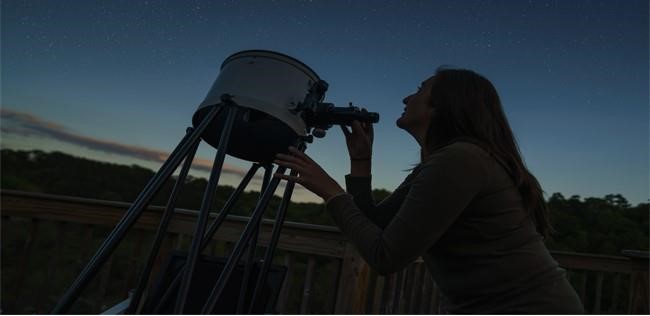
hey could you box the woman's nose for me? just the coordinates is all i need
[402,95,411,105]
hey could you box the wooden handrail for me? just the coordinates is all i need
[0,189,347,258]
[3,189,645,271]
[552,250,648,273]
[1,189,648,314]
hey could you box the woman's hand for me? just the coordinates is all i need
[273,147,345,201]
[340,120,373,160]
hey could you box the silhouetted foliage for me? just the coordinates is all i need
[545,192,648,255]
[2,149,648,255]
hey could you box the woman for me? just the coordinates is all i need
[274,67,584,314]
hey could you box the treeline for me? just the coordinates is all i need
[545,192,648,255]
[0,149,335,225]
[1,149,647,255]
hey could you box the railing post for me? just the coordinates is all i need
[410,261,426,314]
[420,269,434,314]
[380,272,396,314]
[334,243,370,314]
[628,270,649,314]
[275,253,294,313]
[622,250,649,314]
[300,256,317,314]
[364,269,379,313]
[593,271,604,314]
[13,218,39,313]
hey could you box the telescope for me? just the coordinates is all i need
[193,50,378,163]
[52,50,379,314]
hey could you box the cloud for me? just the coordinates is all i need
[0,108,247,176]
[0,108,318,202]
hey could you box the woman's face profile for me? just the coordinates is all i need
[397,76,436,139]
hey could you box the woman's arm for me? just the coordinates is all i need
[345,173,413,229]
[326,144,487,275]
[272,143,487,275]
[341,121,376,211]
[345,158,376,213]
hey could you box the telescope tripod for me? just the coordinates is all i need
[52,100,308,314]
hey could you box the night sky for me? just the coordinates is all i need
[2,0,648,204]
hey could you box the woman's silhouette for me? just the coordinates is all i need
[274,67,584,314]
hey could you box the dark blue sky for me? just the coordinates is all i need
[2,0,648,204]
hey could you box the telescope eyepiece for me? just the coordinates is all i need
[304,103,379,127]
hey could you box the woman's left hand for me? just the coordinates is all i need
[273,146,345,201]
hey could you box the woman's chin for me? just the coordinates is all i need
[396,115,406,129]
[395,118,402,128]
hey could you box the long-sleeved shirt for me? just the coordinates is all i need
[326,140,584,314]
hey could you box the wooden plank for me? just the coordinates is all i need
[429,280,440,315]
[628,271,650,314]
[578,271,587,309]
[210,221,346,258]
[150,233,174,289]
[402,263,416,314]
[552,250,648,273]
[275,253,294,313]
[379,273,394,314]
[392,270,405,314]
[627,272,635,314]
[13,218,39,312]
[326,258,341,314]
[593,272,604,314]
[334,243,369,314]
[409,262,422,314]
[420,269,433,314]
[210,239,218,256]
[38,221,66,313]
[1,190,348,258]
[98,255,115,313]
[364,269,378,314]
[371,275,384,314]
[610,273,621,313]
[0,189,342,235]
[123,229,146,295]
[174,233,186,250]
[299,256,316,314]
[411,263,425,314]
[78,224,95,265]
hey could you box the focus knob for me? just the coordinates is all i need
[312,128,327,138]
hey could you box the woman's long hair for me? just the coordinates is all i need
[424,67,551,237]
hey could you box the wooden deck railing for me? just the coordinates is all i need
[1,189,648,314]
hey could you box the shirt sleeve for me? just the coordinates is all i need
[326,144,487,275]
[345,174,414,229]
[344,175,376,213]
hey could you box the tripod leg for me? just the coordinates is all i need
[199,164,262,251]
[126,129,201,314]
[52,106,221,314]
[247,169,299,313]
[175,105,239,314]
[150,163,261,314]
[247,142,306,313]
[200,166,288,314]
[236,165,273,314]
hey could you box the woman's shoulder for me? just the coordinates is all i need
[442,140,489,155]
[423,139,492,165]
[407,140,493,184]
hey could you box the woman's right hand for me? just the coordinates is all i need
[340,120,374,160]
